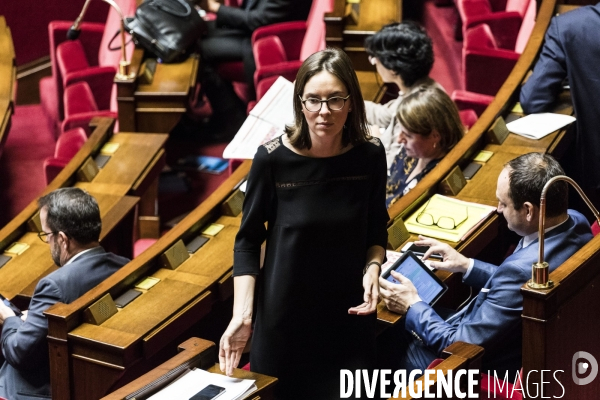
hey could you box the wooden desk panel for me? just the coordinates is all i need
[178,225,237,283]
[92,133,167,188]
[326,0,401,70]
[0,233,52,299]
[101,338,277,400]
[0,19,15,156]
[117,50,199,133]
[102,278,204,335]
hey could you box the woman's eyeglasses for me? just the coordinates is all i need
[299,95,350,112]
[416,200,468,230]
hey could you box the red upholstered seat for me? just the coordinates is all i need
[40,0,136,136]
[456,0,531,50]
[459,109,479,130]
[43,127,88,184]
[592,221,600,236]
[62,81,117,135]
[461,0,535,99]
[462,24,521,97]
[251,0,333,96]
[452,90,495,117]
[211,0,251,104]
[56,39,116,114]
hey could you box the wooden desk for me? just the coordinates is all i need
[522,234,600,397]
[85,131,168,238]
[0,16,15,156]
[116,49,199,133]
[101,338,277,400]
[325,0,401,71]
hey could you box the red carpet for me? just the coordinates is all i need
[424,0,463,94]
[0,105,55,226]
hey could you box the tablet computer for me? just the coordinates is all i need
[0,293,22,317]
[381,251,448,306]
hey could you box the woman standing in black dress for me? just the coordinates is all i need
[219,48,389,399]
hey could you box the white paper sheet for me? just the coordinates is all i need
[506,113,576,140]
[223,77,294,160]
[148,369,256,400]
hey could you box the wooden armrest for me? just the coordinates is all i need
[100,337,216,400]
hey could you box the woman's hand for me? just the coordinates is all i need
[219,317,252,376]
[348,264,380,315]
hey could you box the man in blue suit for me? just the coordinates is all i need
[520,3,600,211]
[378,153,592,379]
[0,188,129,399]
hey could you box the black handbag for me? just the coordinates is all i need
[124,0,206,63]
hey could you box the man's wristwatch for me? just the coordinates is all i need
[363,261,382,275]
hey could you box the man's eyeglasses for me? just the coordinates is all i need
[37,231,57,243]
[416,200,469,230]
[299,95,350,112]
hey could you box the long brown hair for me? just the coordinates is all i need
[285,48,370,149]
[396,86,464,153]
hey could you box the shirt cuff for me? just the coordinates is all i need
[462,258,475,281]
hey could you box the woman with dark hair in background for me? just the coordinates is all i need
[219,48,389,399]
[365,21,443,168]
[386,86,464,207]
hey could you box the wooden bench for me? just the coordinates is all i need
[0,117,168,312]
[0,16,16,157]
[45,161,251,400]
[101,337,277,400]
[116,49,199,134]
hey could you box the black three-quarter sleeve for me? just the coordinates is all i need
[233,146,273,276]
[367,139,390,250]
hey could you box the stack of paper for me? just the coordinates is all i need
[148,368,257,400]
[506,113,576,140]
[380,250,403,276]
[405,195,496,242]
[223,77,294,159]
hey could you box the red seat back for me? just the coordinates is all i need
[299,0,334,60]
[63,81,100,118]
[55,127,88,159]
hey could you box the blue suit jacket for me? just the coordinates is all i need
[0,247,128,400]
[405,210,592,376]
[520,3,600,192]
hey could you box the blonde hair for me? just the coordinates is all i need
[397,86,464,152]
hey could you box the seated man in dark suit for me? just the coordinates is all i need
[520,3,600,212]
[0,188,129,400]
[194,0,313,136]
[378,153,592,379]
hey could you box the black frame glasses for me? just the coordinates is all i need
[416,199,469,230]
[299,94,351,112]
[37,231,57,243]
